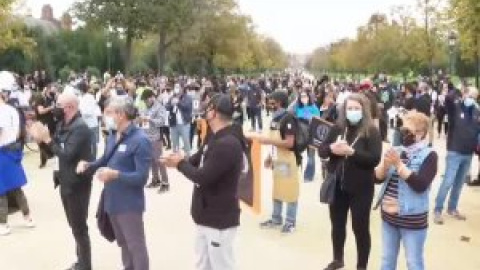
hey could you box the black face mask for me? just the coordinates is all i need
[52,107,65,121]
[400,129,416,147]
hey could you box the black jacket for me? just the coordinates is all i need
[46,113,93,195]
[178,125,244,229]
[318,124,382,194]
[414,93,432,117]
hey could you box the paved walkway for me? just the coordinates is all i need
[1,134,480,270]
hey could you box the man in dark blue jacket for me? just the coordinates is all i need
[78,97,153,270]
[434,86,480,224]
[166,86,193,155]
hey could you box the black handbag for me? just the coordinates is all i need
[96,190,115,242]
[319,160,344,204]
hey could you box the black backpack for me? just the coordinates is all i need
[279,112,310,154]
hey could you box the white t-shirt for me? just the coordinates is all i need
[0,103,20,147]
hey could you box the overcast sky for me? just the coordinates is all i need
[24,0,418,54]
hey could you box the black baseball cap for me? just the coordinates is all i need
[206,94,233,118]
[268,91,289,108]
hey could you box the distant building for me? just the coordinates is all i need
[21,4,72,35]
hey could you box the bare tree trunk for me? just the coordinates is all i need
[157,28,168,75]
[124,30,133,75]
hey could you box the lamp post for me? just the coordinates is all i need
[448,31,457,77]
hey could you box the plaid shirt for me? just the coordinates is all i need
[143,101,166,141]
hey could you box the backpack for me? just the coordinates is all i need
[279,112,310,154]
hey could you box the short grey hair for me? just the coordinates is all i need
[105,97,137,120]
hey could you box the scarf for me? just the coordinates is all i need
[402,140,428,161]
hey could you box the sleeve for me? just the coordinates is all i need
[47,125,91,163]
[318,125,340,159]
[349,126,382,169]
[116,138,153,187]
[404,152,438,193]
[282,117,296,137]
[177,139,241,186]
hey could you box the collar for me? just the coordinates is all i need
[113,122,136,138]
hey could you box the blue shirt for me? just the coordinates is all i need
[294,104,320,121]
[89,124,153,214]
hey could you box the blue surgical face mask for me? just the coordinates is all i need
[346,110,363,125]
[464,97,475,107]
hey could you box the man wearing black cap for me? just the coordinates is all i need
[161,94,245,270]
[248,91,300,234]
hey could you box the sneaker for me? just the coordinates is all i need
[447,210,467,221]
[259,219,282,229]
[434,212,444,225]
[281,223,296,234]
[467,179,480,186]
[146,182,161,189]
[158,184,170,194]
[0,224,11,236]
[23,217,36,228]
[324,260,345,270]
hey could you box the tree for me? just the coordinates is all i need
[0,0,34,54]
[73,0,156,73]
[450,0,480,86]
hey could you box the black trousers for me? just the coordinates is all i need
[160,126,171,149]
[329,183,374,269]
[379,115,388,141]
[61,185,92,270]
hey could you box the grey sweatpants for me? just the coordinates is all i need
[0,188,30,224]
[195,225,237,270]
[110,213,149,270]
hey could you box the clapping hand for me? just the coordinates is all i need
[95,167,119,183]
[384,148,401,168]
[28,122,51,143]
[330,140,354,156]
[76,160,89,174]
[159,152,185,168]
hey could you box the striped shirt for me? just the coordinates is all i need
[380,152,438,230]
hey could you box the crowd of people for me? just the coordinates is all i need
[0,69,479,270]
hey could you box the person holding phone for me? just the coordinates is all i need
[374,111,438,270]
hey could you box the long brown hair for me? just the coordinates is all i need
[337,93,374,137]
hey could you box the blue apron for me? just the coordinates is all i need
[0,147,27,195]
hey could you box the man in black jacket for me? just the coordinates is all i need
[30,92,93,270]
[161,94,243,270]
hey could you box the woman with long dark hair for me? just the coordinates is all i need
[319,94,382,270]
[293,89,320,182]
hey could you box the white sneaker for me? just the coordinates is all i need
[0,224,11,236]
[23,217,36,228]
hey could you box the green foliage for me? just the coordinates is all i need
[86,66,101,78]
[58,66,73,82]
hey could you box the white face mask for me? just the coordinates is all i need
[104,116,116,131]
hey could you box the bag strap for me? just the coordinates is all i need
[102,130,132,165]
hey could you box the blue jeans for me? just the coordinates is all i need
[249,107,262,131]
[171,123,191,156]
[272,199,298,225]
[304,148,316,182]
[381,221,427,270]
[434,151,472,213]
[391,129,401,147]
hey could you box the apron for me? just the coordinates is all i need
[269,128,299,203]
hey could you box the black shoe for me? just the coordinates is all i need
[146,182,160,188]
[158,184,170,193]
[468,179,480,186]
[324,260,345,270]
[65,263,79,270]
